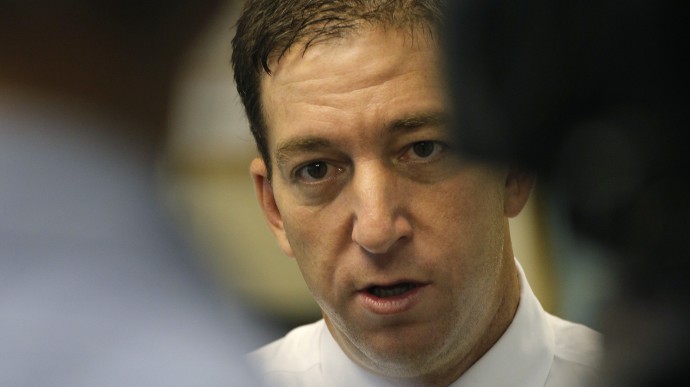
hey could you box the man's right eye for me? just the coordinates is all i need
[294,161,343,183]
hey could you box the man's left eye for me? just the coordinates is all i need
[412,141,437,157]
[404,141,444,160]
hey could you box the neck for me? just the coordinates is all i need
[403,223,521,386]
[419,259,520,386]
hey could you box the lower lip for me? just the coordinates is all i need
[356,285,426,315]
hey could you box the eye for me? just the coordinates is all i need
[402,141,445,162]
[294,161,344,183]
[412,141,437,157]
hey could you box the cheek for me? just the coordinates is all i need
[280,206,346,302]
[422,179,506,274]
[281,202,340,256]
[428,178,504,237]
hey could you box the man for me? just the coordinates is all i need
[231,0,601,386]
[1,1,265,385]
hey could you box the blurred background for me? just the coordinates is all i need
[161,0,609,345]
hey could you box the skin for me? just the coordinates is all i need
[250,26,534,386]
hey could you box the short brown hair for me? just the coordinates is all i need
[231,0,445,177]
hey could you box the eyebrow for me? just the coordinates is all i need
[276,137,333,167]
[388,111,448,131]
[274,111,448,167]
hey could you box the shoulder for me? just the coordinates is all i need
[545,314,604,386]
[246,320,325,386]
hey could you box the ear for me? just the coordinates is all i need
[249,157,294,257]
[503,166,535,218]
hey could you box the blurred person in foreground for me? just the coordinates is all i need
[0,1,265,386]
[443,0,689,386]
[230,0,602,386]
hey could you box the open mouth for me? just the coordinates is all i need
[367,283,419,298]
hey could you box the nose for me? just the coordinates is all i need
[351,163,413,254]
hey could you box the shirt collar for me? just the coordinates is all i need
[449,259,554,386]
[319,259,554,387]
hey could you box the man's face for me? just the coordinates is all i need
[251,26,530,381]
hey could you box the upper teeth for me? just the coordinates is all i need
[370,283,415,298]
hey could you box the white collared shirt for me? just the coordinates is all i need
[247,260,602,386]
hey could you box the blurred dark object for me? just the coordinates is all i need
[443,0,688,386]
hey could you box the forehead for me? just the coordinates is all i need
[266,25,438,86]
[258,26,445,142]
